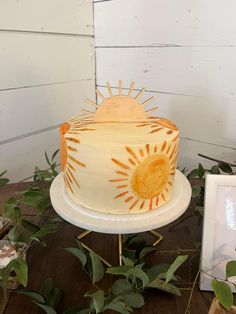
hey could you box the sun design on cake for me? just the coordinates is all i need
[109,141,178,211]
[60,80,179,214]
[60,118,95,195]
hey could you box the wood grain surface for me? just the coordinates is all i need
[0,182,218,313]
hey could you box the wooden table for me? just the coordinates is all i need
[0,182,214,314]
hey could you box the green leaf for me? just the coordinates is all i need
[85,290,104,313]
[0,170,8,177]
[21,191,51,212]
[13,207,22,224]
[210,165,221,174]
[198,163,205,178]
[121,256,135,266]
[111,279,133,296]
[126,267,150,287]
[31,223,59,240]
[139,246,157,259]
[41,278,53,302]
[148,277,181,296]
[111,280,145,308]
[64,248,87,267]
[19,290,45,303]
[22,219,40,234]
[218,162,233,174]
[47,287,62,309]
[126,234,145,247]
[122,293,144,309]
[12,257,28,287]
[3,197,18,217]
[2,257,28,288]
[106,265,133,276]
[51,149,59,162]
[34,302,57,314]
[104,297,133,314]
[0,178,9,186]
[187,169,199,179]
[7,226,19,242]
[1,259,15,289]
[212,279,233,310]
[45,151,51,166]
[122,247,136,261]
[145,264,171,282]
[89,252,104,283]
[165,255,188,283]
[63,307,90,314]
[191,185,201,198]
[226,261,236,279]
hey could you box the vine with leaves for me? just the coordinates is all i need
[1,151,236,313]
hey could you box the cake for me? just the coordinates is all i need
[60,81,179,214]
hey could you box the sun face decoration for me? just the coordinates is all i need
[109,141,178,211]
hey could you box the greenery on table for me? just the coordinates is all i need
[1,151,236,313]
[0,150,62,291]
[21,235,187,314]
[0,170,9,187]
[211,261,235,310]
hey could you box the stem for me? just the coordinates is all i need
[18,163,60,183]
[198,154,236,167]
[184,269,200,314]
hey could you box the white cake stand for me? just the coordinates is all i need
[50,170,191,265]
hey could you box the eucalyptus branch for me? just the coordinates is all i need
[19,163,61,183]
[198,154,236,167]
[184,269,200,314]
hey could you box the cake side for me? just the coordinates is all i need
[60,118,179,214]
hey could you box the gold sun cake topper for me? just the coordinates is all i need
[82,80,159,122]
[60,80,179,213]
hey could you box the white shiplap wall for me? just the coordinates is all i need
[94,0,236,171]
[0,0,95,182]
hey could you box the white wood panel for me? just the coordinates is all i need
[0,0,93,35]
[96,47,236,100]
[0,80,95,142]
[97,87,236,149]
[94,0,236,46]
[0,33,95,90]
[178,138,236,173]
[0,129,60,182]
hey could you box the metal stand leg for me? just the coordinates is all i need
[149,230,163,246]
[76,229,163,267]
[76,231,112,267]
[118,234,123,266]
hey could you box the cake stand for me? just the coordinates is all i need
[50,170,191,266]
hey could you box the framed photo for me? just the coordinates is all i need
[200,174,236,291]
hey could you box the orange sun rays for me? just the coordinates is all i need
[110,141,178,211]
[62,119,96,195]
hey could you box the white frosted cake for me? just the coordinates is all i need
[60,82,179,214]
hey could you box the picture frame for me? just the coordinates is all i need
[200,174,236,291]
